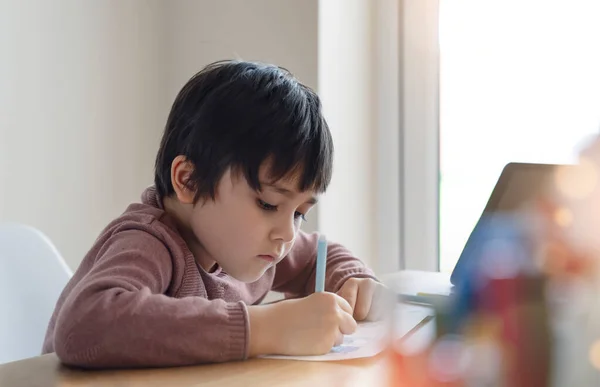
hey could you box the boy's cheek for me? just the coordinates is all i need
[282,239,297,257]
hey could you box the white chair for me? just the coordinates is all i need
[0,223,72,364]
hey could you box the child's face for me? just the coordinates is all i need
[189,166,318,283]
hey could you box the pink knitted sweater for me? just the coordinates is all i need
[42,186,376,368]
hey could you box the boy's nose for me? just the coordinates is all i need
[271,216,296,244]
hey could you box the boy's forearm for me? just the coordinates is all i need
[54,288,249,368]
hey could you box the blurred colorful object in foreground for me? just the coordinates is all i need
[389,212,588,386]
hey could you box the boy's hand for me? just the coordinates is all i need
[336,278,386,321]
[247,292,357,357]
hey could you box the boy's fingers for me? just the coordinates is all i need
[334,290,356,315]
[336,280,359,311]
[338,309,358,335]
[354,281,375,321]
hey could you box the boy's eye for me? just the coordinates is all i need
[258,199,277,211]
[258,199,307,222]
[294,212,307,222]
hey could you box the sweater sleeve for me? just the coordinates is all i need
[271,231,377,297]
[53,229,248,368]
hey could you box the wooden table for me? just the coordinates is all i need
[0,271,451,387]
[0,353,394,387]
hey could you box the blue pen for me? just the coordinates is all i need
[315,234,327,292]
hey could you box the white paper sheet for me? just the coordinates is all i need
[262,304,437,362]
[262,320,389,361]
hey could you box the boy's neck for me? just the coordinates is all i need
[162,195,218,273]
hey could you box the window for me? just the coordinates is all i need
[438,0,600,272]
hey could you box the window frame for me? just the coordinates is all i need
[398,0,441,272]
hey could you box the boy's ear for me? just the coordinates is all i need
[170,155,196,204]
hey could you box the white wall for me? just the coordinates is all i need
[318,0,376,269]
[400,0,440,271]
[163,0,319,98]
[0,1,166,269]
[319,0,402,273]
[373,0,402,274]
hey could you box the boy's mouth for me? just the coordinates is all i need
[257,254,276,262]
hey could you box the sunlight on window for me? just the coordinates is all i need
[439,0,600,273]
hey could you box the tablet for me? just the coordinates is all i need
[450,162,573,285]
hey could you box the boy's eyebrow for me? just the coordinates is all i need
[305,196,319,204]
[262,182,319,204]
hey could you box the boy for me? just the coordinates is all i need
[43,60,383,368]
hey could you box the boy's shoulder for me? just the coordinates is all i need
[95,192,183,252]
[108,201,179,237]
[117,201,168,227]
